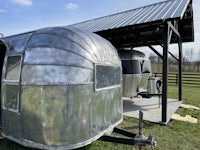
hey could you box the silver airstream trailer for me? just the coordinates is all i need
[0,27,123,149]
[118,50,151,98]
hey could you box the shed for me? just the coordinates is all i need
[70,0,194,123]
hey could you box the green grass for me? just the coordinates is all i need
[0,84,200,150]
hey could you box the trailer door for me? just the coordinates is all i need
[0,42,6,128]
[2,55,22,136]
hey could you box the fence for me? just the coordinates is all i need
[153,72,200,86]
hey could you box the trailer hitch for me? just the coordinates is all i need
[99,111,156,149]
[135,111,156,149]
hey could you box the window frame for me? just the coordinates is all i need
[94,64,121,92]
[3,83,20,113]
[5,55,22,82]
[121,59,141,74]
[3,55,22,113]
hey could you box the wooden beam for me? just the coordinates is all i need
[167,22,181,38]
[132,31,163,59]
[162,22,169,123]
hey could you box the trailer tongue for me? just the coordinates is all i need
[100,111,156,149]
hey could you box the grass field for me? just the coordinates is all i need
[0,84,200,150]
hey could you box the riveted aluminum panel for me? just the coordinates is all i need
[24,47,93,69]
[21,65,94,85]
[140,73,151,92]
[19,84,122,149]
[122,74,141,97]
[118,50,147,60]
[1,26,122,150]
[27,34,95,63]
[1,33,32,53]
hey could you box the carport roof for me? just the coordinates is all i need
[70,0,194,48]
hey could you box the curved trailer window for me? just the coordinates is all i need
[6,56,21,80]
[121,60,141,74]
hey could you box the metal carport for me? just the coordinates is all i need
[69,0,194,123]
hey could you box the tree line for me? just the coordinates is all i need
[149,48,200,72]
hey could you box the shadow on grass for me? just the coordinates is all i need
[0,138,36,150]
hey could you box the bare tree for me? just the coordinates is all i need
[195,49,200,72]
[195,61,200,72]
[186,48,195,71]
[168,54,178,64]
[149,53,158,63]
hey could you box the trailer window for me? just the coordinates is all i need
[95,65,121,91]
[121,60,141,74]
[6,56,21,81]
[3,84,19,112]
[3,55,21,112]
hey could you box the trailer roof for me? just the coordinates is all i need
[70,0,194,48]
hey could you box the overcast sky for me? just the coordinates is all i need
[0,0,199,58]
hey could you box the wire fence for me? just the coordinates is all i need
[153,72,200,86]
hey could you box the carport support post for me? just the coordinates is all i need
[162,23,169,123]
[178,38,182,101]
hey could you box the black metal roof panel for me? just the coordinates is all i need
[70,0,191,32]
